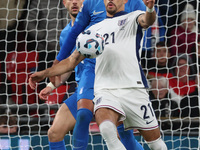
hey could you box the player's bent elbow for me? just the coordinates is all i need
[142,24,150,29]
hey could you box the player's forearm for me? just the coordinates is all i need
[139,9,156,29]
[144,8,156,26]
[49,71,72,89]
[60,71,72,84]
[53,59,60,66]
[57,23,85,61]
[44,59,75,77]
[44,50,84,78]
[138,0,156,29]
[49,59,60,84]
[45,59,64,77]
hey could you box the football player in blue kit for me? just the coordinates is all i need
[30,0,146,149]
[37,0,84,149]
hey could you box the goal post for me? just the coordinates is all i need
[0,0,200,149]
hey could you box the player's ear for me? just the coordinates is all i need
[63,0,66,7]
[124,0,128,4]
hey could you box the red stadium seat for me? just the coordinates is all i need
[47,84,70,104]
[6,51,38,104]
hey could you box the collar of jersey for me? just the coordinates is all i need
[106,11,128,18]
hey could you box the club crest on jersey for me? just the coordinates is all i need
[118,18,127,26]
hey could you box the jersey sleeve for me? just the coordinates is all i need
[127,11,145,32]
[59,23,71,48]
[75,0,91,28]
[132,11,145,26]
[56,0,92,61]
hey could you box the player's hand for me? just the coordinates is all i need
[143,0,155,9]
[39,86,53,101]
[29,71,46,90]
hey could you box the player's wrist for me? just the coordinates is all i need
[146,6,154,13]
[47,82,56,90]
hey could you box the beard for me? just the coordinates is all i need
[107,9,117,16]
[71,13,78,18]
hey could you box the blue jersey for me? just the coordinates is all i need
[125,0,146,12]
[56,0,146,62]
[61,0,146,122]
[58,0,146,102]
[59,21,84,83]
[59,23,71,49]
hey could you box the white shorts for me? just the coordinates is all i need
[93,88,159,130]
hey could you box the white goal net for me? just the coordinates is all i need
[0,0,199,149]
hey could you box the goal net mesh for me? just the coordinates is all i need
[0,0,199,149]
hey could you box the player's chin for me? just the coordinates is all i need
[106,9,116,15]
[71,12,78,17]
[71,10,79,16]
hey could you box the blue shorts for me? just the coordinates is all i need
[77,61,95,102]
[64,60,95,118]
[64,91,77,119]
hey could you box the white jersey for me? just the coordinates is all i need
[89,11,148,92]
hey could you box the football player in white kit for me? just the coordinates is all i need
[89,0,167,149]
[29,0,168,149]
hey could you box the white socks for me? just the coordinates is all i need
[99,120,126,150]
[147,136,168,150]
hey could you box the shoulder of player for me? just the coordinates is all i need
[82,0,104,13]
[90,10,145,26]
[87,21,103,31]
[112,11,145,20]
[112,11,145,22]
[80,0,93,14]
[127,10,146,24]
[128,10,145,17]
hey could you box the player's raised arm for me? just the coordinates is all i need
[29,50,85,90]
[137,0,156,29]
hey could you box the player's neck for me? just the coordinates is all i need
[70,15,76,26]
[107,7,125,18]
[107,11,127,18]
